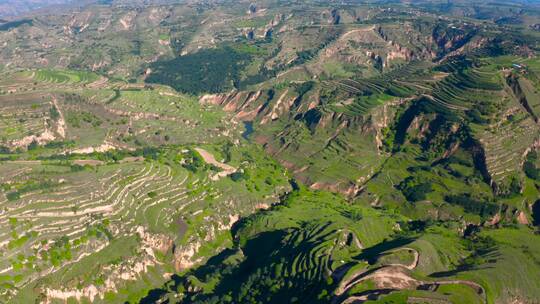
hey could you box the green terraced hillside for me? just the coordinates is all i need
[0,0,540,303]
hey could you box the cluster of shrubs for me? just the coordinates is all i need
[445,194,498,218]
[181,149,207,173]
[524,151,540,180]
[398,176,433,202]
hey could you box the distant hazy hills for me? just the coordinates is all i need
[0,0,75,18]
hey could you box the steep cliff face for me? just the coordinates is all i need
[201,88,302,124]
[506,73,538,122]
[200,90,268,121]
[374,26,434,69]
[200,85,403,196]
[431,23,478,58]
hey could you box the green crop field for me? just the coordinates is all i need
[32,69,100,84]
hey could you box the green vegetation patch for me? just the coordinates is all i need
[34,69,99,84]
[0,19,32,31]
[148,186,398,303]
[146,46,252,94]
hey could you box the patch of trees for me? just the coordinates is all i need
[294,49,318,65]
[532,200,540,227]
[445,194,498,218]
[146,46,252,94]
[4,179,58,201]
[27,140,39,151]
[462,235,497,267]
[67,111,102,128]
[0,19,32,31]
[0,145,11,154]
[38,145,159,162]
[467,108,488,124]
[230,170,248,182]
[44,140,75,149]
[70,164,86,172]
[398,176,433,202]
[403,220,431,232]
[294,81,314,97]
[524,151,540,180]
[40,235,73,267]
[49,106,60,121]
[497,175,523,198]
[6,191,20,201]
[181,149,207,173]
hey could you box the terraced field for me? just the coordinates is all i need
[0,0,539,303]
[277,222,357,290]
[412,60,540,190]
[478,115,538,187]
[0,142,289,302]
[0,93,53,146]
[333,61,435,97]
[0,69,235,155]
[32,69,101,85]
[427,64,505,114]
[0,160,182,297]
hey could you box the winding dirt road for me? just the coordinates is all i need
[194,148,236,180]
[334,246,487,304]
